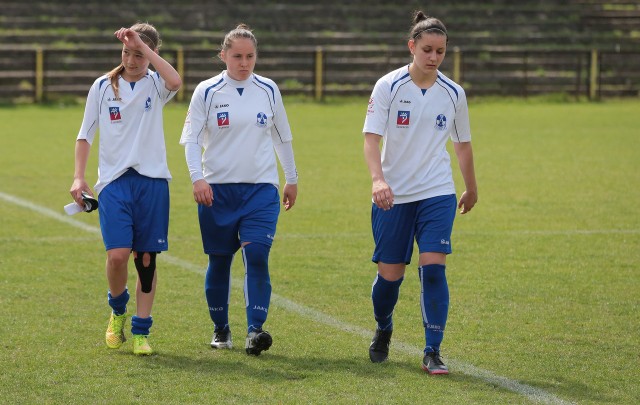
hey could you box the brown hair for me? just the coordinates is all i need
[409,11,448,43]
[219,23,258,57]
[107,22,161,99]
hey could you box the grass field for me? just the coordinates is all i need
[0,98,639,404]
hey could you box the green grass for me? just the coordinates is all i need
[0,98,638,404]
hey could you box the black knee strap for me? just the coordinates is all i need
[134,252,157,293]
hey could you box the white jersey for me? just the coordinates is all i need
[363,65,471,204]
[180,71,293,186]
[77,71,176,193]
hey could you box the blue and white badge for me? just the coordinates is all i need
[435,114,447,131]
[256,112,267,127]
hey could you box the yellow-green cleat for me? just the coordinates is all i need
[133,334,153,355]
[105,312,127,349]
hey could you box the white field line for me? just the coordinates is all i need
[0,190,574,405]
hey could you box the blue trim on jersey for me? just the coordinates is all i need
[99,78,108,90]
[204,77,225,101]
[390,72,411,93]
[437,74,458,100]
[253,75,275,103]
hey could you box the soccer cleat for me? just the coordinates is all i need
[133,334,153,355]
[421,351,449,375]
[210,328,232,349]
[369,328,392,363]
[245,329,272,356]
[105,312,127,349]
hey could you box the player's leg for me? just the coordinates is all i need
[415,194,457,374]
[130,173,170,355]
[239,184,279,356]
[205,254,234,348]
[369,202,416,362]
[99,176,136,350]
[105,248,131,349]
[198,184,242,348]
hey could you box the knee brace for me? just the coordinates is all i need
[134,252,157,293]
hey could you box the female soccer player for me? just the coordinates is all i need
[180,24,298,356]
[70,23,181,355]
[362,11,478,374]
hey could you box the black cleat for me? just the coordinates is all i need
[245,329,272,356]
[210,328,232,349]
[369,328,392,363]
[421,351,449,375]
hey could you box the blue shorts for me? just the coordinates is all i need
[198,183,280,255]
[98,169,170,252]
[371,194,457,264]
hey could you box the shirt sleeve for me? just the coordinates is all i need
[77,79,101,145]
[451,87,472,143]
[184,141,205,183]
[270,84,293,145]
[274,141,298,184]
[179,84,207,146]
[153,71,178,105]
[362,78,391,137]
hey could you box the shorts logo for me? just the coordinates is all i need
[256,112,267,127]
[144,97,152,112]
[109,106,121,122]
[217,112,229,127]
[397,110,410,126]
[440,239,450,245]
[435,114,447,130]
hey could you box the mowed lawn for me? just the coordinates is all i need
[0,98,638,404]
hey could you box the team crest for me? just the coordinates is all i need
[256,112,267,127]
[109,106,121,122]
[144,97,152,112]
[435,114,447,130]
[217,112,229,127]
[397,110,410,126]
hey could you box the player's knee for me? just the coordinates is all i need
[107,248,131,268]
[134,252,157,293]
[242,242,270,268]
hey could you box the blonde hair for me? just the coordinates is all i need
[107,22,161,99]
[219,23,258,58]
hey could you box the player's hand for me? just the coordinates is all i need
[114,28,146,50]
[282,183,297,211]
[70,179,92,207]
[458,189,478,214]
[372,180,394,211]
[193,179,213,207]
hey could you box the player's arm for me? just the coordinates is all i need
[364,133,393,210]
[114,28,182,91]
[70,140,92,206]
[453,141,477,214]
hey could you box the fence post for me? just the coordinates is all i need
[35,47,44,103]
[589,49,599,100]
[176,46,185,102]
[314,46,324,101]
[452,46,461,84]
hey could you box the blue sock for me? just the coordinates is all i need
[242,243,271,333]
[108,289,129,316]
[419,264,449,352]
[205,254,234,331]
[371,273,404,331]
[131,315,153,336]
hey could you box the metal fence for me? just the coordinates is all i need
[1,45,639,103]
